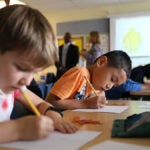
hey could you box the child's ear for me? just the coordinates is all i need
[96,56,108,67]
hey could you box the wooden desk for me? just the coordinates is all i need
[63,100,150,149]
[0,101,149,150]
[130,90,150,96]
[130,90,150,101]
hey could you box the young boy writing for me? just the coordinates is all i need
[0,4,77,143]
[46,50,132,109]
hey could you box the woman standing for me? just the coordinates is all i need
[81,31,103,66]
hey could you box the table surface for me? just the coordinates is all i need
[0,100,149,150]
[130,90,150,96]
[63,100,150,149]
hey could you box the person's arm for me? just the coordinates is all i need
[0,115,54,143]
[123,79,142,92]
[141,83,150,90]
[0,120,19,143]
[46,92,107,110]
[17,89,77,133]
[123,79,150,91]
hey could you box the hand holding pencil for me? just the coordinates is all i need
[17,86,55,140]
[20,86,77,134]
[84,75,108,109]
[84,75,98,96]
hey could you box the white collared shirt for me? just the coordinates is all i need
[62,42,71,67]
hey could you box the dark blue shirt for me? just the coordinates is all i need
[106,79,142,100]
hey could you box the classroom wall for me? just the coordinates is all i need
[37,1,150,78]
[57,18,110,53]
[57,19,109,36]
[45,1,150,33]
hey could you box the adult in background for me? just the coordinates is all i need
[81,31,103,66]
[56,32,79,79]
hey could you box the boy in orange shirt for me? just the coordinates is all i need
[46,50,132,110]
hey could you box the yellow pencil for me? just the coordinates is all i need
[20,86,41,116]
[84,75,98,96]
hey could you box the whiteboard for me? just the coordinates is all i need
[110,12,150,67]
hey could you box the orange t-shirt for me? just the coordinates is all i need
[50,66,92,99]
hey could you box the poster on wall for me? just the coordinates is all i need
[110,13,150,57]
[110,13,150,67]
[115,17,150,57]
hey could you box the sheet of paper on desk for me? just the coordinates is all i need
[1,130,101,150]
[89,141,150,150]
[139,102,150,109]
[73,105,128,113]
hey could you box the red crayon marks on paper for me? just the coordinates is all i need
[111,103,126,106]
[71,116,102,125]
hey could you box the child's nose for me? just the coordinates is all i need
[106,83,114,90]
[25,76,34,86]
[19,75,34,86]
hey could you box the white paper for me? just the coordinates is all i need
[139,102,150,109]
[89,141,150,150]
[1,130,101,150]
[73,105,128,113]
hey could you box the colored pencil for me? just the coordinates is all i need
[84,75,98,96]
[20,86,40,116]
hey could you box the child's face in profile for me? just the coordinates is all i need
[0,51,42,93]
[91,57,127,92]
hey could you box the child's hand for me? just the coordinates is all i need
[45,109,78,133]
[53,119,78,133]
[16,116,54,140]
[84,95,108,109]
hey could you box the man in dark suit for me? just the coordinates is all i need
[56,32,79,79]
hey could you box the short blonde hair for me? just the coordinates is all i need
[0,4,58,68]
